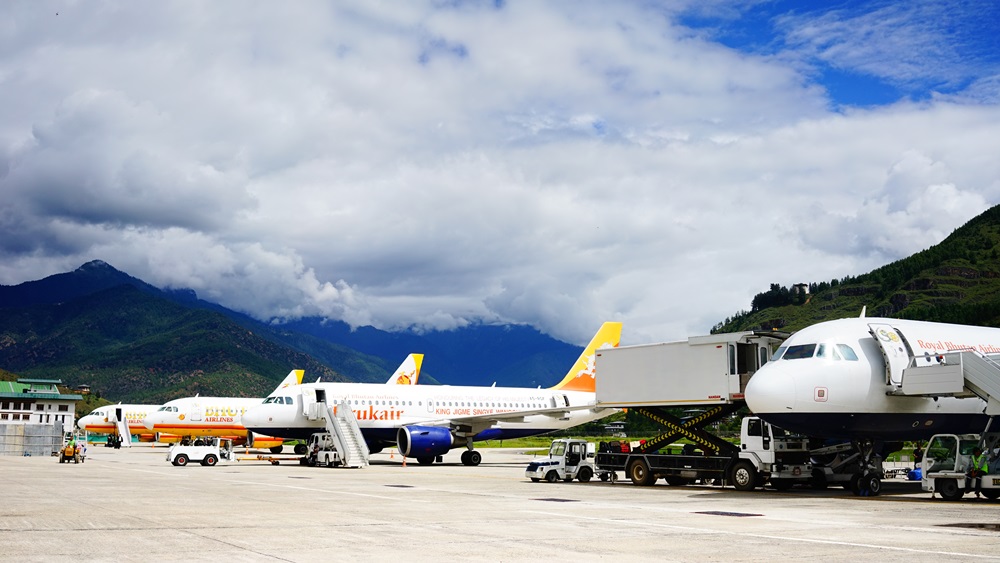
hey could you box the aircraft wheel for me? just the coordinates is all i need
[460,451,470,466]
[294,444,307,455]
[937,478,964,501]
[417,456,434,466]
[849,472,863,495]
[577,467,593,483]
[175,454,189,467]
[467,450,482,466]
[859,473,881,496]
[202,454,218,467]
[545,471,559,483]
[731,461,758,491]
[270,445,284,454]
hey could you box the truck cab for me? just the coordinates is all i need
[922,432,1000,501]
[526,439,602,483]
[303,432,342,467]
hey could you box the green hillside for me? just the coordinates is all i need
[0,285,356,402]
[714,205,1000,334]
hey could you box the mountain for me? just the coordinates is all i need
[714,205,1000,334]
[0,261,583,401]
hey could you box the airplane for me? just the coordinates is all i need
[142,355,424,453]
[744,315,999,493]
[142,369,306,453]
[242,322,623,466]
[77,403,163,447]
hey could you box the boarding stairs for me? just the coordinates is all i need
[111,408,131,448]
[897,350,1000,415]
[321,402,369,468]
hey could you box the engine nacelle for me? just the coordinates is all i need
[397,426,454,458]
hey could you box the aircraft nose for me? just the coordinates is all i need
[745,361,797,414]
[77,416,93,430]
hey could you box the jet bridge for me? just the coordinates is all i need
[595,330,788,454]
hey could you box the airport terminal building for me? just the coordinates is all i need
[0,378,82,455]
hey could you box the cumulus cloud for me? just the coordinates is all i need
[0,1,998,346]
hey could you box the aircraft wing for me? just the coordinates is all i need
[422,404,613,436]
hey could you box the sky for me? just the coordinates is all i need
[2,0,1000,346]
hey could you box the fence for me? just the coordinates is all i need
[0,423,64,456]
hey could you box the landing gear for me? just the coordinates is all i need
[460,450,482,466]
[849,439,883,496]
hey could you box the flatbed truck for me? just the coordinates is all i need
[595,416,811,490]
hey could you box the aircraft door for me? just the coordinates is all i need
[189,402,202,422]
[113,407,123,423]
[868,323,913,386]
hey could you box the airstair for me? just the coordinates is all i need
[304,390,369,467]
[111,407,131,448]
[898,350,1000,415]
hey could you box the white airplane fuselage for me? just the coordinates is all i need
[78,404,161,437]
[243,382,606,447]
[744,317,997,440]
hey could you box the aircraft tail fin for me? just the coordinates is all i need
[387,354,424,385]
[549,322,622,393]
[269,369,305,396]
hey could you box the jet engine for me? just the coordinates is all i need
[397,426,454,459]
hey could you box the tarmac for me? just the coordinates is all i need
[3,444,1000,562]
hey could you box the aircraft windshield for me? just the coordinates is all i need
[778,343,859,361]
[262,396,295,405]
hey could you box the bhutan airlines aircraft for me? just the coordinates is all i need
[142,356,423,452]
[141,369,305,452]
[242,322,623,466]
[78,403,163,446]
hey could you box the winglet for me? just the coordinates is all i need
[550,322,622,392]
[387,354,424,385]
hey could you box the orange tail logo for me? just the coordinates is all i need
[550,322,622,392]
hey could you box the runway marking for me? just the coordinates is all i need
[525,511,1000,559]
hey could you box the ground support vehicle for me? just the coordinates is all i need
[922,431,1000,501]
[59,444,78,463]
[301,432,343,468]
[595,416,811,491]
[167,438,233,467]
[525,439,614,483]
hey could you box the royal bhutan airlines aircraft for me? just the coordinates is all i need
[745,316,999,494]
[142,356,424,453]
[242,322,623,466]
[745,316,996,440]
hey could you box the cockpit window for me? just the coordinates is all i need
[837,344,859,361]
[782,344,817,360]
[772,346,786,361]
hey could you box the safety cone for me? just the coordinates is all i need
[402,456,407,468]
[390,448,395,459]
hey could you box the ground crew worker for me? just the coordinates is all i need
[966,446,989,498]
